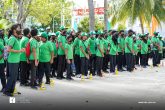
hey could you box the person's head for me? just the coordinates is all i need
[23,28,31,38]
[60,26,66,36]
[31,28,39,41]
[67,36,73,44]
[112,32,118,45]
[40,32,48,42]
[133,37,136,42]
[0,29,4,39]
[158,35,162,40]
[10,24,22,38]
[81,32,87,41]
[76,31,82,39]
[50,33,56,41]
[119,30,125,37]
[153,32,159,37]
[90,31,96,39]
[97,30,103,39]
[46,27,51,33]
[128,29,134,36]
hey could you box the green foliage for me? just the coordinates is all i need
[0,19,12,30]
[78,17,104,32]
[117,24,126,31]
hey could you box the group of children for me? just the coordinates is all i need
[0,24,164,96]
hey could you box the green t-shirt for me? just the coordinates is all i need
[109,40,118,55]
[0,42,4,63]
[51,41,57,57]
[103,38,109,53]
[136,39,141,52]
[79,40,88,57]
[125,36,133,53]
[0,38,4,45]
[29,38,39,60]
[117,37,125,52]
[133,42,138,55]
[39,41,54,62]
[88,37,96,54]
[147,39,151,53]
[141,41,148,54]
[65,43,73,59]
[107,35,112,43]
[96,38,104,57]
[20,36,29,61]
[58,35,66,55]
[7,35,21,63]
[159,40,163,53]
[151,37,158,50]
[73,37,80,55]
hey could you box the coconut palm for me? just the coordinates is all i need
[88,0,95,31]
[110,0,165,33]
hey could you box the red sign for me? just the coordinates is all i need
[74,7,104,16]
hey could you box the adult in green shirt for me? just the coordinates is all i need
[136,35,142,65]
[125,29,134,72]
[0,42,6,92]
[65,35,74,80]
[57,26,67,79]
[73,31,81,77]
[88,31,97,75]
[141,35,148,68]
[109,33,118,73]
[151,32,159,66]
[117,30,125,71]
[158,35,163,65]
[20,28,31,86]
[4,24,24,96]
[79,32,89,79]
[29,29,39,89]
[38,32,54,86]
[96,30,104,76]
[50,33,58,77]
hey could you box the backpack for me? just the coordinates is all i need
[25,42,31,58]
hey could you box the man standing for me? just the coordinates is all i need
[20,28,31,86]
[57,26,67,79]
[125,30,134,72]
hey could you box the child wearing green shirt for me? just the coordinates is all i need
[65,36,74,80]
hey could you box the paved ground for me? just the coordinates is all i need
[0,60,165,110]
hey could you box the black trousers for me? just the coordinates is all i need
[141,54,147,67]
[74,55,81,75]
[30,60,37,86]
[96,57,103,75]
[133,55,136,68]
[0,63,6,89]
[89,54,96,75]
[81,57,88,76]
[102,54,109,71]
[51,57,58,76]
[5,63,19,93]
[117,52,124,70]
[125,53,133,71]
[20,61,29,84]
[152,50,159,66]
[57,55,65,78]
[158,53,163,64]
[66,59,73,78]
[110,55,116,72]
[38,62,51,84]
[136,52,141,65]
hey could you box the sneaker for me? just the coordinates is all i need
[31,86,38,90]
[0,88,5,92]
[3,92,14,97]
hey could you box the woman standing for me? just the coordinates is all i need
[3,24,24,96]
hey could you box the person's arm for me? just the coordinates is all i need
[97,44,104,57]
[0,50,3,60]
[7,46,24,53]
[80,46,89,59]
[59,42,65,52]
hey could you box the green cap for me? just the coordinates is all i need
[158,35,162,38]
[97,30,103,35]
[60,26,65,30]
[81,32,88,36]
[56,31,60,36]
[67,29,72,35]
[90,31,96,35]
[41,32,48,39]
[153,32,159,35]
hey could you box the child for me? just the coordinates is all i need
[65,35,74,80]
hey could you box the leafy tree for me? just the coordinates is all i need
[110,0,165,33]
[78,17,104,32]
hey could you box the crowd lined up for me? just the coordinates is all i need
[0,24,165,96]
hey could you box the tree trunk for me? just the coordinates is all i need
[104,0,108,30]
[16,0,32,28]
[139,16,144,34]
[88,0,95,31]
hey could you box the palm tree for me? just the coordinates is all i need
[104,0,108,30]
[88,0,95,31]
[110,0,165,33]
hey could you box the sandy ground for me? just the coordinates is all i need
[0,59,165,110]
